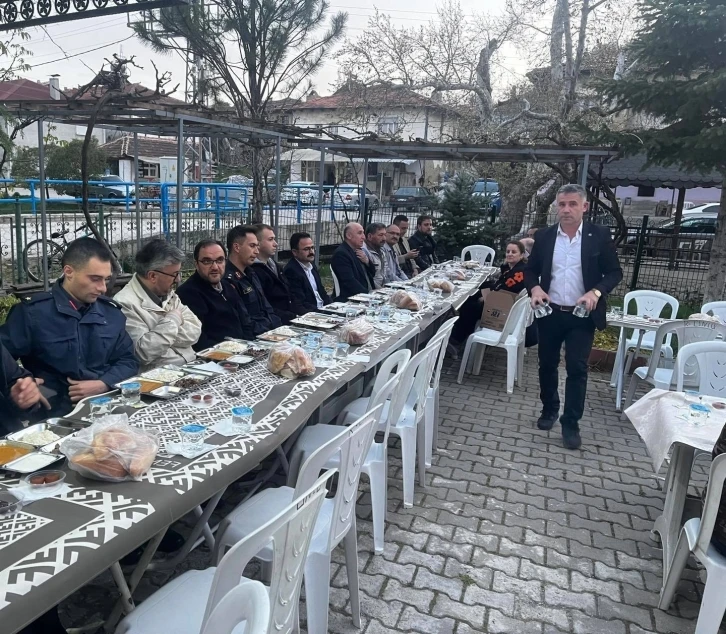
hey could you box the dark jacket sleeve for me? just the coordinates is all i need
[316,268,332,305]
[331,249,368,298]
[177,284,213,351]
[254,264,297,323]
[285,264,313,315]
[97,323,139,388]
[250,270,282,329]
[0,303,33,360]
[524,238,545,294]
[593,226,623,297]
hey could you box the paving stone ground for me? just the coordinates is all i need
[60,347,721,633]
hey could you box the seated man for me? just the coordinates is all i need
[251,224,296,324]
[0,341,49,435]
[225,225,282,336]
[283,232,331,314]
[408,214,439,269]
[330,222,375,302]
[382,224,408,283]
[177,239,254,349]
[1,237,138,417]
[391,214,421,277]
[361,223,388,289]
[115,239,202,371]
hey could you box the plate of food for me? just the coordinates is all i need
[172,374,209,390]
[113,377,165,394]
[149,385,184,400]
[215,341,249,354]
[7,423,76,448]
[226,355,255,364]
[245,344,271,360]
[320,302,364,317]
[348,293,379,303]
[257,326,299,342]
[140,367,186,383]
[290,315,339,330]
[196,348,234,362]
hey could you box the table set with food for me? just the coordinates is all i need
[0,259,492,634]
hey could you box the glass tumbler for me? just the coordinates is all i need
[345,306,358,322]
[180,424,206,453]
[89,396,112,421]
[689,403,710,426]
[231,406,254,435]
[335,342,350,359]
[121,381,141,405]
[573,303,590,319]
[534,302,553,319]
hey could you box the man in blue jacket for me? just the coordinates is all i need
[0,237,138,417]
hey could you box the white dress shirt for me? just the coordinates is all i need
[297,260,325,309]
[548,222,586,306]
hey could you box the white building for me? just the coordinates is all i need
[278,82,461,198]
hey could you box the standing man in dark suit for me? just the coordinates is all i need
[331,222,375,301]
[524,184,623,450]
[251,224,296,324]
[283,232,331,314]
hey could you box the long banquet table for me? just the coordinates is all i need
[0,263,495,634]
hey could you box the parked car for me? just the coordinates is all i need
[390,186,436,213]
[71,175,135,204]
[472,179,501,215]
[683,203,721,216]
[332,184,380,211]
[622,212,717,261]
[281,181,329,205]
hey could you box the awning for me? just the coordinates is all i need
[280,149,416,165]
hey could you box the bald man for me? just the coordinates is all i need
[330,222,375,301]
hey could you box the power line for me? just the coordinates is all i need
[29,35,133,68]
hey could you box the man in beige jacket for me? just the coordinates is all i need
[115,239,201,371]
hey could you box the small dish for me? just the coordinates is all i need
[220,361,240,372]
[225,387,242,398]
[149,385,183,400]
[226,355,254,364]
[0,491,22,517]
[713,402,726,410]
[187,394,215,408]
[24,470,66,493]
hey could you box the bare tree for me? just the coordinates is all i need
[134,0,346,221]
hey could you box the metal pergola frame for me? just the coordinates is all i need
[1,100,292,289]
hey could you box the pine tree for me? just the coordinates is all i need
[596,0,726,301]
[434,175,509,260]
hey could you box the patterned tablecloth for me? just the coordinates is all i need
[0,263,490,634]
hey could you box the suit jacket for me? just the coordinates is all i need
[408,231,439,269]
[283,259,331,315]
[524,221,623,330]
[331,242,375,302]
[176,272,254,350]
[251,260,297,324]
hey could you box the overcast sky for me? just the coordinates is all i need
[21,0,525,100]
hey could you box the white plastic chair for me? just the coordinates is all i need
[702,301,726,323]
[461,245,495,266]
[624,320,726,408]
[675,340,726,396]
[659,453,726,633]
[201,581,270,634]
[214,407,381,634]
[337,345,437,508]
[331,267,341,298]
[290,365,408,554]
[424,317,458,467]
[116,471,333,634]
[456,295,531,392]
[610,290,679,387]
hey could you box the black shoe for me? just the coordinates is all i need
[120,529,185,566]
[536,412,558,431]
[562,428,582,450]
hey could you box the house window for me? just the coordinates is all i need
[301,161,319,182]
[637,186,656,197]
[139,161,160,179]
[377,117,400,136]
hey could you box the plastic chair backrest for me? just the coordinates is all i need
[331,267,341,297]
[369,349,411,399]
[624,290,679,347]
[496,295,531,345]
[426,317,458,392]
[370,373,403,446]
[461,245,495,266]
[296,406,381,547]
[205,470,334,633]
[201,580,270,634]
[675,340,726,396]
[695,453,726,554]
[702,301,726,323]
[642,320,726,386]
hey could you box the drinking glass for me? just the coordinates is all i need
[573,303,590,318]
[689,403,710,426]
[378,305,391,323]
[180,423,206,452]
[534,302,553,319]
[611,306,623,318]
[365,305,377,320]
[344,306,358,322]
[231,406,254,435]
[335,343,350,359]
[453,256,461,263]
[120,381,141,405]
[316,346,335,367]
[89,396,112,421]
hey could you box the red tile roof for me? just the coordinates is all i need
[0,78,52,101]
[291,83,446,111]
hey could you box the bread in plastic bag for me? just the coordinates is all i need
[688,312,724,324]
[427,277,455,293]
[62,415,159,482]
[447,269,467,281]
[389,289,423,311]
[267,342,316,379]
[338,317,374,345]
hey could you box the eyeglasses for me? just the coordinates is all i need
[153,269,182,280]
[196,257,226,266]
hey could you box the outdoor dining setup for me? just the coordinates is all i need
[0,257,496,634]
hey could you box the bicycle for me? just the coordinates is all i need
[23,223,90,283]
